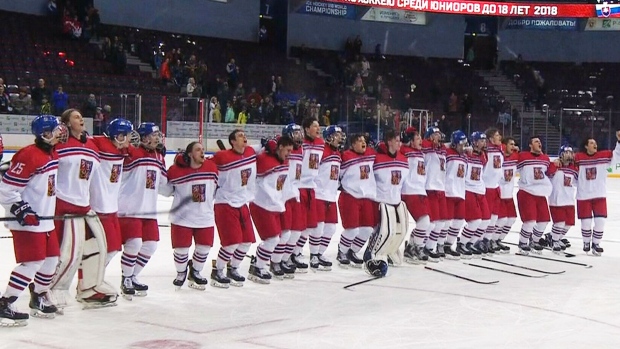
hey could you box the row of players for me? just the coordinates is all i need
[0,108,618,326]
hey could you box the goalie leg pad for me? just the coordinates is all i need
[50,217,86,308]
[77,212,118,301]
[363,202,409,274]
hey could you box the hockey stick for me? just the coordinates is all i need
[343,276,382,290]
[481,257,565,274]
[504,241,576,257]
[463,263,547,278]
[515,253,593,268]
[216,140,227,150]
[424,266,500,284]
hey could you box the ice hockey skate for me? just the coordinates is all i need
[121,276,136,301]
[0,297,29,328]
[591,243,603,256]
[173,268,187,291]
[227,263,246,287]
[187,261,208,290]
[310,254,332,271]
[404,242,428,265]
[131,276,148,297]
[248,258,272,285]
[210,267,231,289]
[336,250,350,268]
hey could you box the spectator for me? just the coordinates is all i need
[31,78,51,110]
[114,45,127,74]
[160,57,171,84]
[10,87,33,115]
[81,94,98,118]
[52,85,69,115]
[40,96,52,114]
[225,101,235,123]
[186,77,198,97]
[93,105,109,135]
[321,110,331,126]
[226,58,239,87]
[360,56,370,79]
[237,106,248,124]
[234,83,245,99]
[210,99,221,123]
[0,86,11,113]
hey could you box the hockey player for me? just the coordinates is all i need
[482,128,503,252]
[311,125,344,271]
[495,137,519,252]
[422,127,449,261]
[291,117,324,270]
[400,127,430,264]
[271,124,302,275]
[53,108,117,310]
[573,132,620,255]
[211,129,257,287]
[118,122,169,298]
[516,136,554,255]
[0,115,66,326]
[444,131,469,259]
[166,142,218,290]
[90,118,134,266]
[363,130,409,276]
[464,132,492,255]
[337,133,377,268]
[547,145,577,254]
[249,136,295,282]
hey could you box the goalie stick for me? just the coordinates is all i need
[216,140,227,150]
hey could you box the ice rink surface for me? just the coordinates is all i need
[2,183,620,349]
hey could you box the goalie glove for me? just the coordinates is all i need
[11,201,40,226]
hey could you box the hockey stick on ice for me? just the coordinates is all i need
[343,276,382,290]
[424,266,500,284]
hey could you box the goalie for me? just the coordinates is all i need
[363,130,410,277]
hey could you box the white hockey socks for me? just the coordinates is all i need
[192,244,211,272]
[133,240,157,277]
[282,230,301,261]
[216,244,239,270]
[308,224,323,255]
[581,218,593,243]
[551,222,565,242]
[255,237,278,269]
[437,220,449,245]
[33,256,58,294]
[411,215,431,246]
[519,221,535,244]
[338,228,358,253]
[4,260,43,298]
[173,247,190,273]
[461,219,481,244]
[532,222,548,242]
[351,227,373,253]
[271,230,290,264]
[231,242,251,268]
[593,217,606,244]
[447,219,464,245]
[121,238,142,277]
[501,217,516,240]
[318,223,337,255]
[486,214,498,240]
[475,219,490,243]
[293,229,310,255]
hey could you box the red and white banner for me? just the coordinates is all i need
[323,0,596,18]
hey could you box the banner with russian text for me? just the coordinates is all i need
[296,0,357,19]
[505,17,578,31]
[323,0,596,18]
[358,7,426,25]
[585,17,620,30]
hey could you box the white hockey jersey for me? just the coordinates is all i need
[339,148,376,200]
[212,147,257,208]
[254,152,289,212]
[499,152,518,199]
[298,138,324,189]
[400,145,427,196]
[89,136,125,214]
[374,150,409,205]
[314,145,342,202]
[465,151,487,195]
[422,139,446,191]
[55,135,100,207]
[444,147,467,199]
[548,164,577,207]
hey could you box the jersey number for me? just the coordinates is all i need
[10,162,25,175]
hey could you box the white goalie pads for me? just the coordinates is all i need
[50,211,117,306]
[366,202,409,266]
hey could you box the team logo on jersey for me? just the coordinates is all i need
[417,161,426,175]
[504,169,513,181]
[276,174,287,191]
[295,164,302,180]
[146,170,156,189]
[330,165,339,180]
[359,165,370,180]
[240,168,252,186]
[493,155,501,169]
[533,167,544,180]
[470,167,481,181]
[586,167,597,180]
[47,174,56,196]
[192,184,206,202]
[457,164,465,178]
[110,164,121,183]
[440,158,446,171]
[563,175,572,187]
[79,159,93,180]
[391,170,402,185]
[309,153,319,170]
